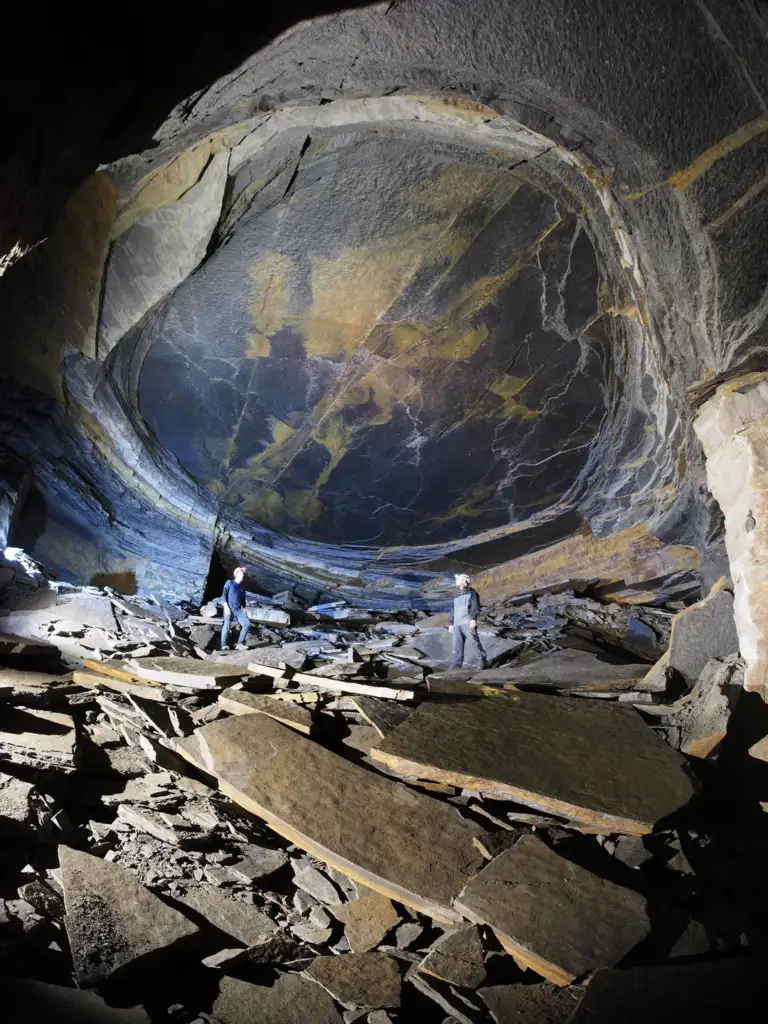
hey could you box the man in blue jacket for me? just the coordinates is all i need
[449,573,487,669]
[220,566,252,650]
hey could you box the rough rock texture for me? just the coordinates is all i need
[306,952,402,1009]
[455,835,650,986]
[643,581,739,691]
[418,926,487,989]
[175,884,278,946]
[479,982,580,1024]
[211,973,343,1024]
[330,887,401,952]
[371,691,696,834]
[177,713,482,922]
[218,687,314,733]
[4,0,767,603]
[59,845,198,985]
[695,376,768,701]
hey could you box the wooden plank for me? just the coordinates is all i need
[218,688,314,735]
[176,714,481,924]
[248,663,415,701]
[370,691,696,835]
[455,835,649,986]
[83,658,148,683]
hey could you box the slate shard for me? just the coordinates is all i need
[479,982,579,1024]
[58,845,198,986]
[475,648,653,692]
[331,887,401,952]
[643,581,739,691]
[218,686,314,733]
[175,883,278,945]
[306,952,402,1010]
[371,691,695,834]
[455,835,650,986]
[177,713,481,923]
[211,972,343,1024]
[418,925,487,989]
[0,706,78,771]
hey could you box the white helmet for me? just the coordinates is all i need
[454,573,471,585]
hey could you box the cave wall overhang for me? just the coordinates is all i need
[1,0,767,604]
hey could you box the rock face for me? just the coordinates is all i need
[694,375,768,701]
[2,1,766,603]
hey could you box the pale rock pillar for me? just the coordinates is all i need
[693,372,768,703]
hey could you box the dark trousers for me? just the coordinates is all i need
[450,624,487,668]
[221,608,251,648]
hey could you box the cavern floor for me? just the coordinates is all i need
[2,550,768,1023]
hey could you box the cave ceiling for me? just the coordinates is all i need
[1,0,767,604]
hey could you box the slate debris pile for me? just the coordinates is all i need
[1,576,766,1022]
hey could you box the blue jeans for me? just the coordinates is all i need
[450,624,487,668]
[221,608,251,648]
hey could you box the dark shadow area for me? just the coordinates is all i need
[90,570,137,595]
[7,480,48,555]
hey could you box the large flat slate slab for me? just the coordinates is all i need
[479,982,579,1023]
[59,845,198,985]
[306,952,402,1009]
[129,656,249,689]
[455,835,650,986]
[6,979,151,1024]
[371,691,695,834]
[0,706,77,772]
[470,649,652,692]
[177,714,482,923]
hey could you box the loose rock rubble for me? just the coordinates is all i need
[1,565,766,1021]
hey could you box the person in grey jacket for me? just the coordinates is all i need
[449,573,487,668]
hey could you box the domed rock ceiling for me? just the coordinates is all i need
[1,0,767,606]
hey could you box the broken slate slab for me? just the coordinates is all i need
[212,972,343,1024]
[331,887,401,952]
[418,926,487,989]
[177,714,482,923]
[643,581,739,691]
[59,845,198,985]
[227,843,289,882]
[371,692,695,835]
[0,771,43,839]
[673,656,742,758]
[306,952,402,1010]
[472,649,654,692]
[175,884,278,946]
[295,864,344,905]
[129,657,249,689]
[0,706,77,771]
[5,979,151,1024]
[218,687,314,734]
[351,696,413,738]
[455,835,650,986]
[478,982,579,1024]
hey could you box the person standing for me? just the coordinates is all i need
[220,566,251,650]
[449,572,487,668]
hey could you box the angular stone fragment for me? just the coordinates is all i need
[479,982,579,1023]
[18,879,65,919]
[0,771,40,838]
[212,972,343,1024]
[228,843,289,882]
[0,632,59,660]
[676,657,742,757]
[351,696,413,737]
[295,864,344,905]
[643,582,739,691]
[116,805,199,846]
[406,966,479,1024]
[0,706,78,771]
[5,979,151,1024]
[59,845,198,985]
[371,692,695,834]
[218,687,314,734]
[418,926,487,989]
[455,835,650,986]
[130,656,248,689]
[331,887,401,952]
[306,952,402,1009]
[175,884,277,946]
[292,918,334,944]
[177,714,482,922]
